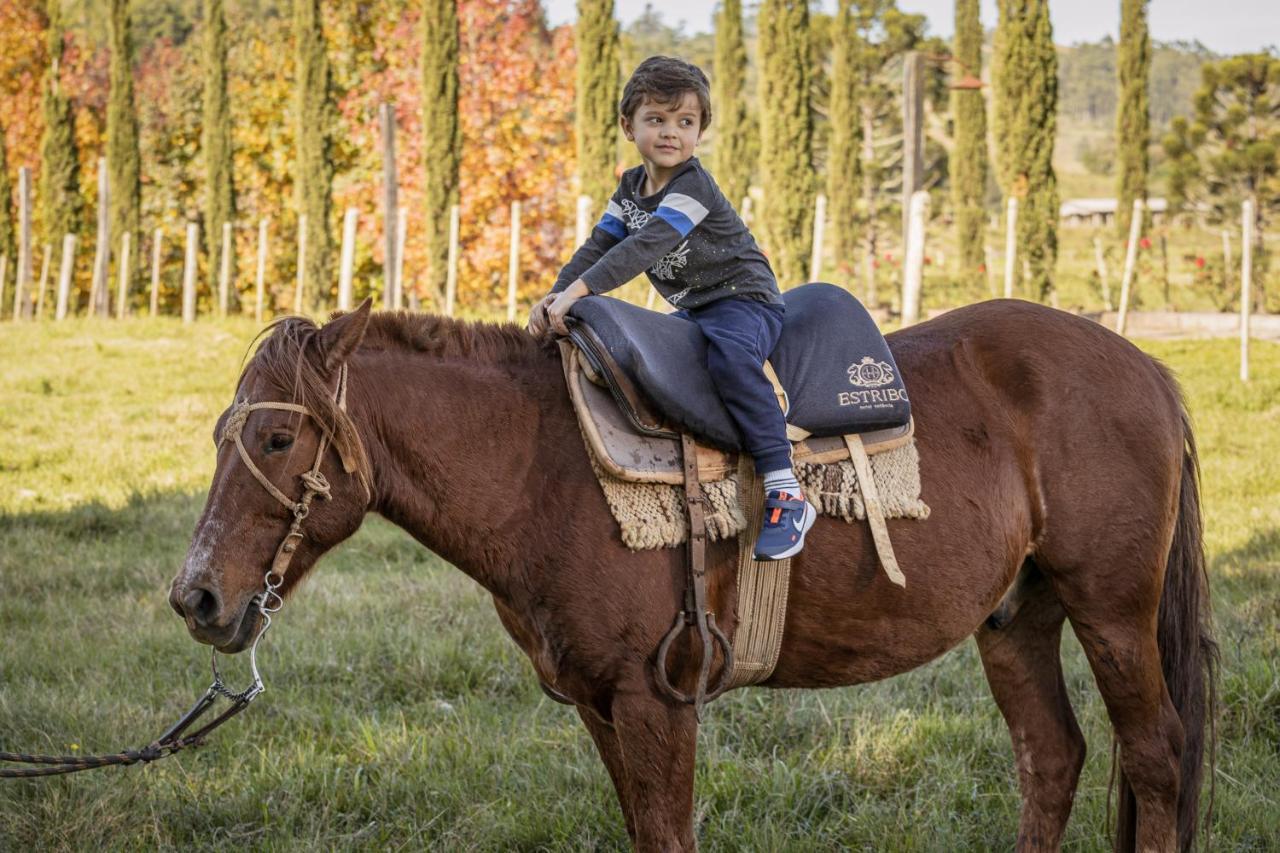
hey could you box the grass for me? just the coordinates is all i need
[1,316,1277,850]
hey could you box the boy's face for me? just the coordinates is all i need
[621,92,705,171]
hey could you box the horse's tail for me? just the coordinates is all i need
[1115,388,1219,852]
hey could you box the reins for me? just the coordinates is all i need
[1,363,357,779]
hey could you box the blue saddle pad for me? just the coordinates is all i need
[567,282,910,451]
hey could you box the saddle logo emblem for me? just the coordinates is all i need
[847,356,895,389]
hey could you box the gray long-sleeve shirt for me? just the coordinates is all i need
[551,157,781,309]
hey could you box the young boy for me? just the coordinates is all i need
[528,56,816,561]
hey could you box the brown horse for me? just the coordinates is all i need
[169,298,1215,852]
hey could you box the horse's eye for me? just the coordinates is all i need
[266,433,294,453]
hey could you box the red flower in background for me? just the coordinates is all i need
[977,263,987,273]
[1195,256,1206,268]
[1139,237,1152,250]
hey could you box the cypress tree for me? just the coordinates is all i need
[757,0,814,287]
[1115,0,1150,238]
[993,0,1058,300]
[294,0,335,304]
[107,0,141,290]
[827,0,860,279]
[951,0,988,288]
[575,0,620,208]
[39,0,82,248]
[0,124,14,268]
[712,0,750,211]
[202,0,235,295]
[422,0,460,307]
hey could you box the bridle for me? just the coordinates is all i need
[1,361,363,778]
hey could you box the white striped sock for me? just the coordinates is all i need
[762,468,802,498]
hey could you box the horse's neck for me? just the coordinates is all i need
[355,348,567,599]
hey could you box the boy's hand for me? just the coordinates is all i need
[527,294,554,339]
[546,280,590,337]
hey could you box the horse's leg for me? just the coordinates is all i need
[611,690,699,852]
[976,568,1085,851]
[576,706,637,844]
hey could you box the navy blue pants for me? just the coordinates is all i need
[676,297,790,474]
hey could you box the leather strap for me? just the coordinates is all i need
[843,433,907,588]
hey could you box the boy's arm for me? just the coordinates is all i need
[549,198,628,294]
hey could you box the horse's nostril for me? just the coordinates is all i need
[181,587,221,627]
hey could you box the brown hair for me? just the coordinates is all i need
[620,56,712,130]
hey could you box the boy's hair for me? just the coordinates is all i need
[620,56,712,130]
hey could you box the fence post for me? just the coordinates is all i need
[56,234,76,320]
[982,244,995,297]
[575,195,591,246]
[394,206,407,311]
[338,207,357,311]
[218,222,232,317]
[444,204,460,317]
[1241,198,1254,382]
[90,157,110,317]
[740,195,752,229]
[810,193,826,282]
[294,214,307,315]
[35,244,52,318]
[115,231,131,318]
[381,103,399,311]
[901,51,924,251]
[1115,199,1143,335]
[901,190,929,326]
[14,167,31,319]
[1002,197,1018,299]
[507,200,521,322]
[255,218,269,323]
[1093,235,1113,310]
[182,222,199,324]
[150,228,163,316]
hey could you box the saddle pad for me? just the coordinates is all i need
[568,282,911,451]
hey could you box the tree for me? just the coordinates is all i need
[951,0,987,289]
[422,0,460,307]
[0,122,14,268]
[826,0,859,280]
[1115,0,1150,238]
[293,0,335,305]
[711,0,750,210]
[39,0,83,249]
[994,0,1058,300]
[575,0,619,208]
[202,0,235,299]
[757,0,813,287]
[108,0,142,305]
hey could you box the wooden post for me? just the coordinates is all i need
[1241,198,1254,382]
[381,103,399,311]
[507,200,521,322]
[115,230,131,318]
[294,214,307,315]
[575,195,592,245]
[1002,197,1018,299]
[255,218,269,323]
[182,222,199,324]
[90,157,110,317]
[0,254,7,320]
[444,204,460,317]
[982,245,996,298]
[1093,235,1113,310]
[56,234,76,320]
[901,190,929,326]
[901,51,924,251]
[810,193,826,282]
[218,222,232,317]
[14,167,31,319]
[1115,199,1143,335]
[740,195,752,229]
[149,229,163,316]
[35,244,52,318]
[645,286,657,310]
[337,207,358,311]
[394,206,407,310]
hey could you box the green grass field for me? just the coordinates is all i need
[1,317,1277,850]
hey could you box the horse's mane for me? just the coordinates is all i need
[357,311,548,362]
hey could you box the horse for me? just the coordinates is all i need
[168,298,1215,852]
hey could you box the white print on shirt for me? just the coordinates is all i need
[620,199,692,282]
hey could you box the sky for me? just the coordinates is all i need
[541,0,1279,55]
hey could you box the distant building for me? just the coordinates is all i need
[1059,197,1168,227]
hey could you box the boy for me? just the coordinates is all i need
[528,56,816,561]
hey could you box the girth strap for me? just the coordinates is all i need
[843,433,907,588]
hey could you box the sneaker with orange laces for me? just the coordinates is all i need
[752,490,817,561]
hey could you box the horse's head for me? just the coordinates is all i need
[169,301,374,652]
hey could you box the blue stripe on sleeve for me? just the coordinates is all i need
[653,206,695,237]
[597,213,627,241]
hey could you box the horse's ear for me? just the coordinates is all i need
[317,299,372,373]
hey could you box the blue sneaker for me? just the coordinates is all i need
[753,491,817,561]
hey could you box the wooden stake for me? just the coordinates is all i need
[740,195,752,229]
[14,167,31,319]
[218,222,233,317]
[1116,199,1143,335]
[294,214,307,315]
[115,230,131,318]
[1093,235,1113,310]
[381,103,399,311]
[150,229,163,317]
[35,244,52,318]
[182,222,199,324]
[901,52,924,251]
[901,190,929,326]
[255,218,269,323]
[810,193,826,282]
[575,195,592,246]
[338,207,358,311]
[1002,197,1018,299]
[56,234,76,320]
[983,244,996,298]
[507,200,521,322]
[90,157,110,317]
[1241,198,1254,382]
[444,204,460,317]
[394,206,407,310]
